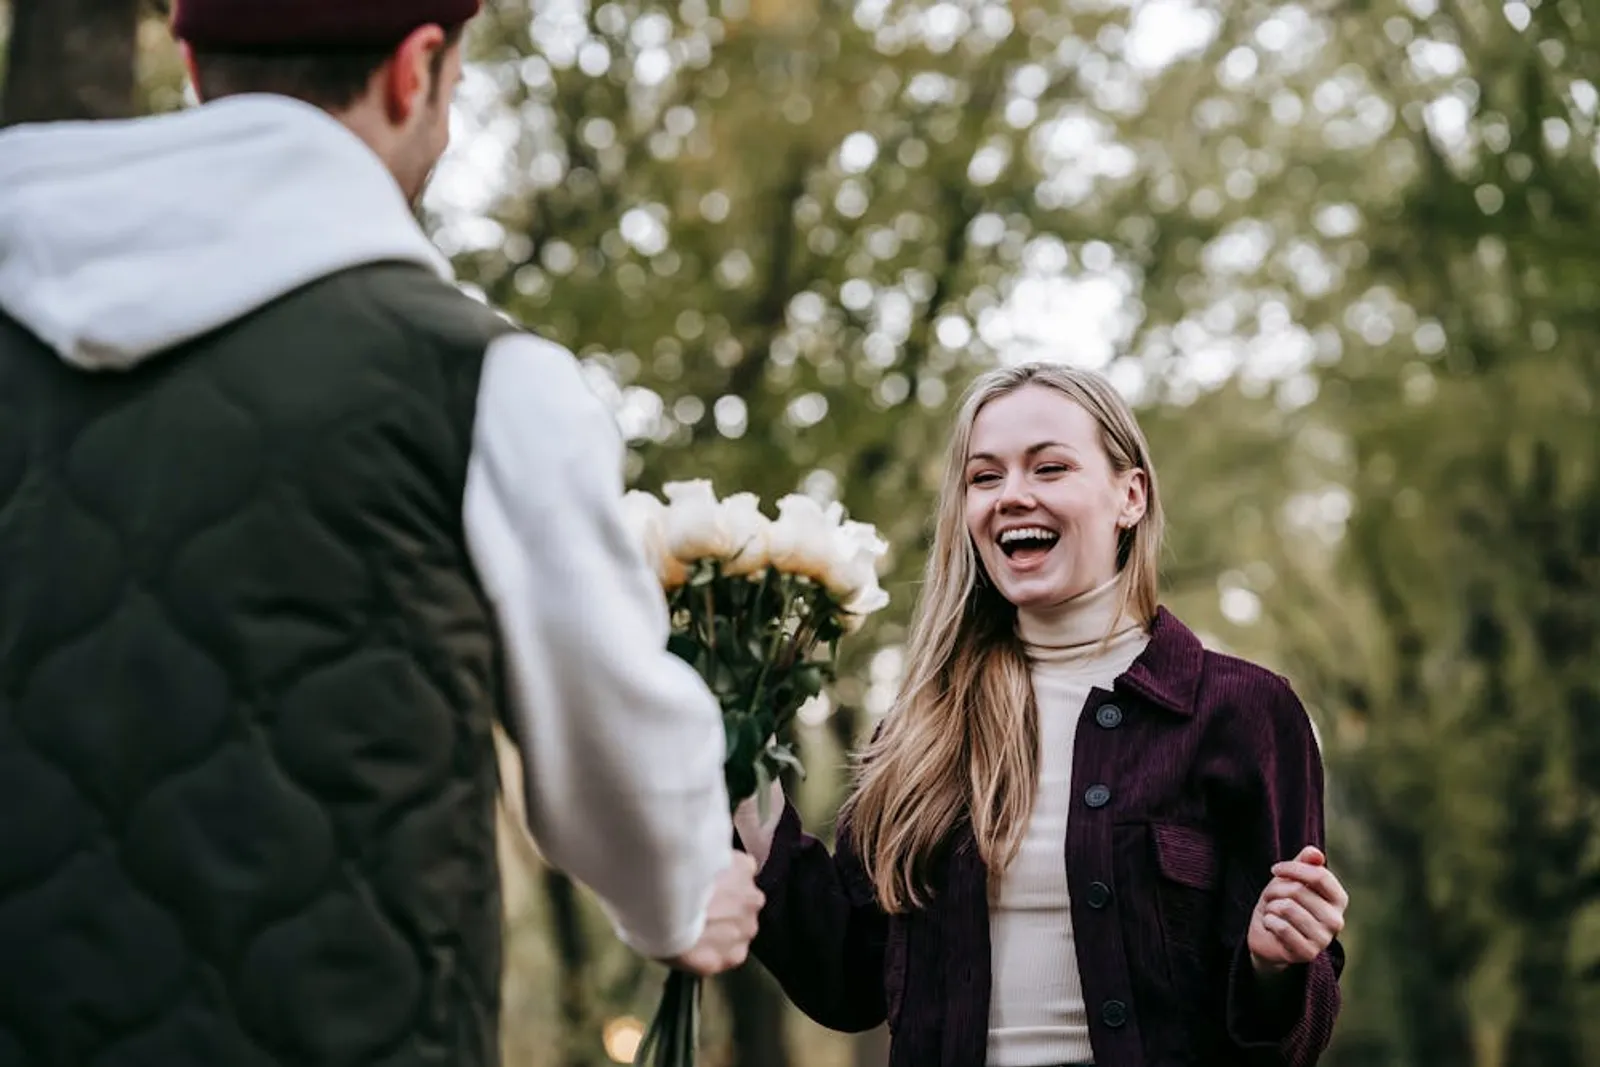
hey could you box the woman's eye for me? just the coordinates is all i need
[1037,464,1068,475]
[970,472,1001,486]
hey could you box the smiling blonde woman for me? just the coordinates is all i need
[735,361,1347,1067]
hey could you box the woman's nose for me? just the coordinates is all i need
[998,472,1035,510]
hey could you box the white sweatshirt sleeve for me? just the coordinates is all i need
[462,332,733,960]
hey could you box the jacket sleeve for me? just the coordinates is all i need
[1202,671,1344,1066]
[462,333,732,961]
[744,797,891,1033]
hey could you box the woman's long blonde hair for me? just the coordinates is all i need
[840,362,1164,913]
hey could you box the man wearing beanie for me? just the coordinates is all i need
[0,4,762,1066]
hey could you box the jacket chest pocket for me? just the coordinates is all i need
[1151,822,1222,990]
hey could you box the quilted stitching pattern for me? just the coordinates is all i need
[0,265,515,1067]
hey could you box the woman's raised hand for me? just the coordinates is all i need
[1248,846,1348,974]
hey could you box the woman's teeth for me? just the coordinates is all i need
[999,527,1060,557]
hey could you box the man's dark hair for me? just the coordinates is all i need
[190,23,464,111]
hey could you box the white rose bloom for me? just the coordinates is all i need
[719,493,772,577]
[846,579,890,615]
[622,489,688,589]
[840,580,890,631]
[621,489,666,546]
[766,494,841,583]
[662,479,732,562]
[824,519,889,601]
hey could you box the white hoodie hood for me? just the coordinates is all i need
[0,94,451,371]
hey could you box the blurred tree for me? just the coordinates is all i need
[1,0,143,124]
[1080,0,1600,1063]
[0,0,186,124]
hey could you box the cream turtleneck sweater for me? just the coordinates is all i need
[987,577,1150,1067]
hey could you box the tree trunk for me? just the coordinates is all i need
[1359,796,1479,1066]
[544,868,604,1067]
[720,965,791,1067]
[1383,865,1478,1067]
[1501,920,1583,1067]
[2,0,143,126]
[1495,752,1586,1067]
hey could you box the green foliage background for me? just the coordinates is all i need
[7,0,1599,1063]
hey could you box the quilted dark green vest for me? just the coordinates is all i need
[0,263,516,1067]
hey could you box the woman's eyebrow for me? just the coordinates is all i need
[966,441,1073,464]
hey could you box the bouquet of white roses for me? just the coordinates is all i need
[620,480,890,1067]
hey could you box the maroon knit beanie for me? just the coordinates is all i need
[173,0,482,50]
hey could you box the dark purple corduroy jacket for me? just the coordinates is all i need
[750,608,1343,1067]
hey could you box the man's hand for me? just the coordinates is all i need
[668,853,765,977]
[1248,846,1348,976]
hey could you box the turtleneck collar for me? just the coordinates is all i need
[1016,574,1144,656]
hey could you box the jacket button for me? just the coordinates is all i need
[1085,881,1113,909]
[1095,704,1124,729]
[1102,999,1129,1028]
[1084,784,1112,809]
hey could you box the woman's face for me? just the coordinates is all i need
[963,384,1146,611]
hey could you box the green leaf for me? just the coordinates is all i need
[710,658,740,697]
[724,758,757,805]
[764,741,807,780]
[720,711,758,770]
[739,715,765,758]
[791,663,826,701]
[712,616,739,653]
[666,632,700,665]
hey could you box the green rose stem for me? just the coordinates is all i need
[708,608,720,658]
[744,580,798,732]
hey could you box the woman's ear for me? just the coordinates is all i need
[1118,469,1149,529]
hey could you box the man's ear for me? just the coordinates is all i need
[180,41,203,102]
[382,23,448,122]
